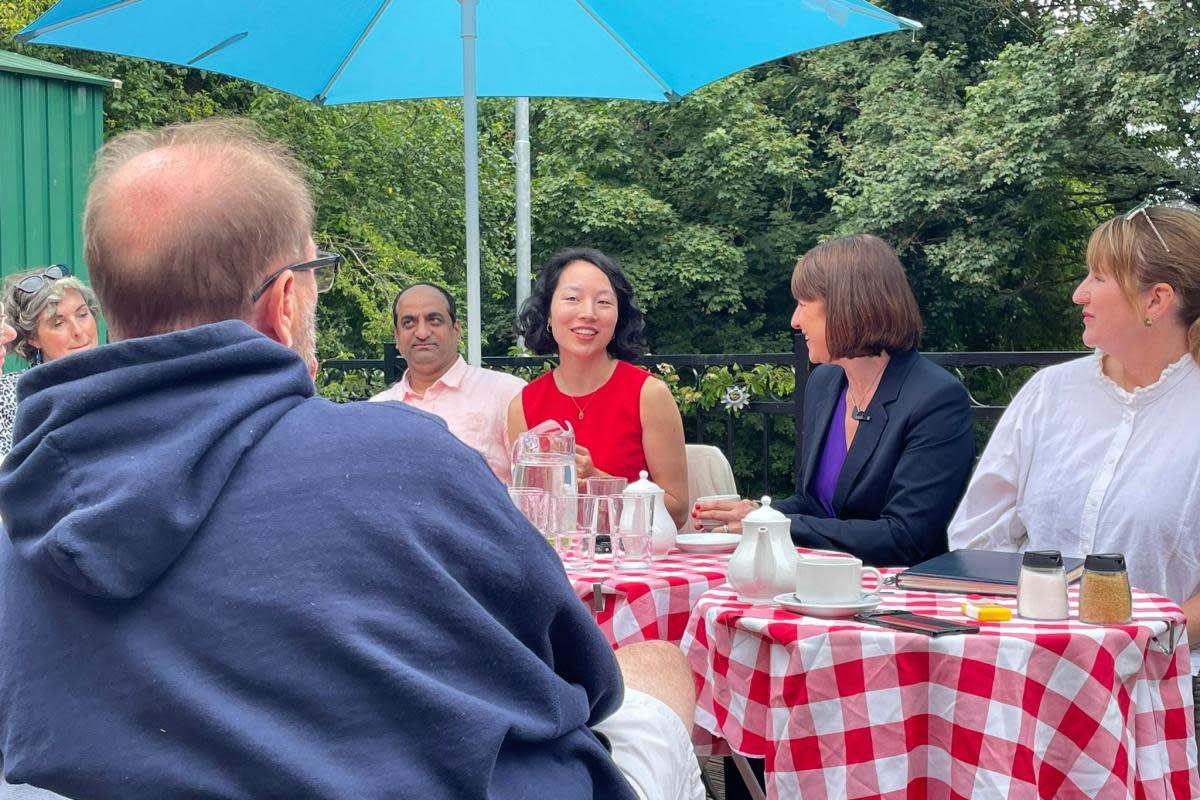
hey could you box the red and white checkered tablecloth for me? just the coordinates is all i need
[683,576,1199,799]
[568,552,731,648]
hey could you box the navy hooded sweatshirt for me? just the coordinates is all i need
[0,321,636,800]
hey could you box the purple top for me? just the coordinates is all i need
[811,385,849,516]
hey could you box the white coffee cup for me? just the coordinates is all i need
[795,555,882,604]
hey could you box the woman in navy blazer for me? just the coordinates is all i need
[695,234,974,568]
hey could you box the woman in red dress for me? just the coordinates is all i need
[508,247,688,528]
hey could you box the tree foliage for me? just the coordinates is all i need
[3,0,515,360]
[4,0,1198,363]
[528,0,1199,355]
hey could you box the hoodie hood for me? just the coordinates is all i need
[0,321,313,599]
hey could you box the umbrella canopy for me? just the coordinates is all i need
[19,0,920,363]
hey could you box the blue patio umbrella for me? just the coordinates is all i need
[19,0,920,364]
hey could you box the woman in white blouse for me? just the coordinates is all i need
[949,203,1200,649]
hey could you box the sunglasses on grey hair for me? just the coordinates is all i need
[250,251,341,303]
[15,264,71,294]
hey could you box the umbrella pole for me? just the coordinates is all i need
[461,0,482,366]
[515,97,532,332]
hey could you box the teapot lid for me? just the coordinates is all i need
[742,496,788,524]
[623,470,663,495]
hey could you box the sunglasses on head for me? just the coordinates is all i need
[1123,198,1200,254]
[15,264,72,294]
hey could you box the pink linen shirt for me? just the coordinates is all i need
[370,356,525,484]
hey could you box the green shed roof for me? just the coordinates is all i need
[0,49,115,88]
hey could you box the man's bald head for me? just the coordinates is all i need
[83,118,315,340]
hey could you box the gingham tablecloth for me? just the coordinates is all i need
[568,552,731,647]
[683,577,1200,799]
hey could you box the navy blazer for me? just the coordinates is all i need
[773,349,974,568]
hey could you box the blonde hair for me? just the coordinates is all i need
[1087,205,1200,364]
[83,117,314,339]
[2,273,100,361]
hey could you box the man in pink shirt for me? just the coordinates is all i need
[370,284,524,483]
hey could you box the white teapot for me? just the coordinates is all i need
[621,470,677,555]
[726,496,801,603]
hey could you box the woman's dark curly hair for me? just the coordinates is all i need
[516,247,648,360]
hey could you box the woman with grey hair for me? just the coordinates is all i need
[0,265,101,457]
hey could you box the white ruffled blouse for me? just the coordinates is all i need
[949,351,1200,614]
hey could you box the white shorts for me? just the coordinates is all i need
[593,688,705,800]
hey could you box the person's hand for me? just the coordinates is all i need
[690,498,759,533]
[575,445,599,487]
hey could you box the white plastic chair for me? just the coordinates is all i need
[685,444,738,509]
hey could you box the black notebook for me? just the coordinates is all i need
[895,550,1085,596]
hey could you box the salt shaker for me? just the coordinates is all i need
[1078,553,1132,625]
[1016,550,1069,620]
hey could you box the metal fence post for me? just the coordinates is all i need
[792,332,810,484]
[761,416,771,496]
[383,342,399,385]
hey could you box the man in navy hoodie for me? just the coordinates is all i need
[0,118,703,800]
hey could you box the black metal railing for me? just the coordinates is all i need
[320,335,1088,497]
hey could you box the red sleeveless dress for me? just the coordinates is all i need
[521,361,651,482]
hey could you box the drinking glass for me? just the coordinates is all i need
[612,493,653,570]
[585,476,628,554]
[694,493,741,531]
[507,486,548,537]
[550,494,600,572]
[585,476,629,497]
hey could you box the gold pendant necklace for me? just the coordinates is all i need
[568,390,599,420]
[557,363,612,420]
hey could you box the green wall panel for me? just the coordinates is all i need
[20,76,51,261]
[0,75,24,273]
[0,61,108,369]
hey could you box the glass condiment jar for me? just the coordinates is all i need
[1078,553,1132,625]
[1016,550,1069,620]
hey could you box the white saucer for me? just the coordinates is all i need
[676,533,740,554]
[774,592,882,619]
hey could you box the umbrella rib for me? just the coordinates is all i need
[314,0,394,105]
[823,0,922,28]
[188,32,249,66]
[16,0,141,43]
[572,0,680,101]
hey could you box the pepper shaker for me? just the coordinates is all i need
[1016,550,1069,620]
[1078,553,1132,625]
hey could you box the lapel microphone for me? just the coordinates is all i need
[848,358,887,423]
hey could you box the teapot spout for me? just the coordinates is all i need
[753,526,773,574]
